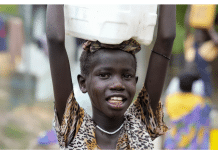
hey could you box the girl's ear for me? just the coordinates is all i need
[135,76,138,84]
[77,74,87,93]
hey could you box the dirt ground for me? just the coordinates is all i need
[0,76,59,149]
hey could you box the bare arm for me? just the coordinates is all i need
[46,5,73,123]
[184,5,191,36]
[208,25,218,46]
[145,5,176,112]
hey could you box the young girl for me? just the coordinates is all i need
[46,5,176,149]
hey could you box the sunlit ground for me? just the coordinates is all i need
[0,75,58,149]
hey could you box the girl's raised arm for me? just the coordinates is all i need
[144,5,176,112]
[46,5,73,123]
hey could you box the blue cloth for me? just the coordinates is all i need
[194,42,212,97]
[0,16,6,51]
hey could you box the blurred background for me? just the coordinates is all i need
[0,4,218,149]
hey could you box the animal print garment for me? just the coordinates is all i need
[54,85,168,149]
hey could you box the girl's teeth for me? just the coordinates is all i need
[118,97,122,100]
[110,97,122,101]
[108,98,123,108]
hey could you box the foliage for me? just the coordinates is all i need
[172,5,188,54]
[0,5,19,16]
[4,122,27,139]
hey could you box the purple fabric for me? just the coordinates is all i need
[37,129,58,145]
[164,104,211,149]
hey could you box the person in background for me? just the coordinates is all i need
[164,65,211,149]
[184,5,218,99]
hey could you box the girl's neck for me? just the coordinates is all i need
[92,106,125,132]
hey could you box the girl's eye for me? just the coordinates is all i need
[123,74,133,79]
[99,73,110,79]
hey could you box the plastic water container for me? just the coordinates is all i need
[189,4,216,29]
[64,5,158,45]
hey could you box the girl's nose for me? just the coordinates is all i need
[109,77,125,91]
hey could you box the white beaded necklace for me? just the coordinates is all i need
[96,123,124,135]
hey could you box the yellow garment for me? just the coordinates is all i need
[210,129,218,150]
[165,92,205,120]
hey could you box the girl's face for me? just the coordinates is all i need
[81,49,137,119]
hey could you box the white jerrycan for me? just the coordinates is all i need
[64,4,158,45]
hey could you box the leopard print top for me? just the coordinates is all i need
[54,85,168,149]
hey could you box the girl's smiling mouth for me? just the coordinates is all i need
[106,96,128,109]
